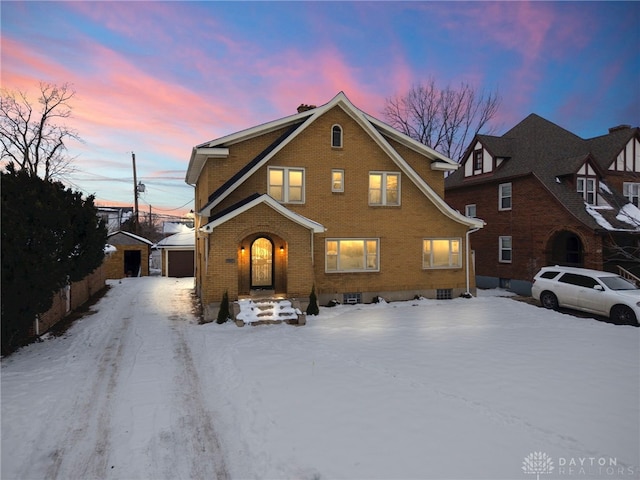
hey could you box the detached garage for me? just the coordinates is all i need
[155,230,195,277]
[105,231,153,279]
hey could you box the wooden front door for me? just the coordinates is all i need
[251,237,273,288]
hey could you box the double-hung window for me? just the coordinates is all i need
[326,239,379,272]
[465,204,477,217]
[623,182,639,207]
[498,183,512,210]
[422,239,461,269]
[268,167,305,203]
[332,169,344,192]
[577,177,596,205]
[473,149,483,171]
[369,172,400,206]
[499,236,512,263]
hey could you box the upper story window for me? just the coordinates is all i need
[331,125,343,148]
[498,183,512,211]
[473,149,483,171]
[577,177,596,205]
[369,172,400,206]
[465,204,477,217]
[623,182,639,207]
[268,167,305,204]
[331,169,344,192]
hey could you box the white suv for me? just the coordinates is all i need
[531,266,640,325]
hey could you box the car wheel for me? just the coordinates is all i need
[610,305,637,325]
[540,291,558,310]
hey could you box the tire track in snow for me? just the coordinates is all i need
[169,323,230,480]
[41,309,133,479]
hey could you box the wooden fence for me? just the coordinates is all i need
[35,264,107,335]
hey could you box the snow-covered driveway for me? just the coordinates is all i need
[1,277,228,480]
[2,277,639,480]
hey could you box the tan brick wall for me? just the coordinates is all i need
[197,106,474,309]
[104,245,150,279]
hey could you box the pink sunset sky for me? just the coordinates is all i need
[2,1,638,216]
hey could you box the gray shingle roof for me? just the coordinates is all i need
[446,113,640,232]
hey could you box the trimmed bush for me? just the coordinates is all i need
[217,290,230,324]
[306,285,319,316]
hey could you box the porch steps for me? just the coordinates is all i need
[233,297,306,327]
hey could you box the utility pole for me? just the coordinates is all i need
[132,151,139,234]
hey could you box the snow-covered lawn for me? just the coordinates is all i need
[2,277,638,480]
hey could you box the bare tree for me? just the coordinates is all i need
[0,82,80,180]
[384,78,501,162]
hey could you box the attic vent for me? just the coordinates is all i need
[297,104,317,113]
[609,124,631,133]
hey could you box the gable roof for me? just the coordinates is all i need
[446,114,640,231]
[190,92,483,230]
[200,193,325,233]
[155,230,195,248]
[107,230,154,246]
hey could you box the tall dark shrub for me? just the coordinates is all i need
[217,290,230,324]
[306,285,319,316]
[1,166,107,353]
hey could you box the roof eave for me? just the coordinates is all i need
[201,194,325,234]
[185,147,230,185]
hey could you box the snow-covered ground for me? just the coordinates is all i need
[2,277,638,480]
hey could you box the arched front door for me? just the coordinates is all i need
[549,230,584,267]
[251,237,273,289]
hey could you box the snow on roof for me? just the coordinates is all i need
[617,203,640,227]
[586,205,615,230]
[163,222,194,234]
[155,230,195,248]
[107,230,154,245]
[586,203,640,232]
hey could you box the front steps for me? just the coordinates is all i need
[232,297,306,327]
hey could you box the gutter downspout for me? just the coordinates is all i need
[464,227,481,298]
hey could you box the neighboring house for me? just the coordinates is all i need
[97,206,133,234]
[155,230,195,277]
[104,231,153,279]
[185,92,484,320]
[445,114,640,295]
[163,220,195,234]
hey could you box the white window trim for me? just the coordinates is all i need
[331,169,345,193]
[577,176,596,205]
[422,238,462,269]
[499,236,512,263]
[369,171,401,206]
[267,166,305,204]
[331,124,343,148]
[325,238,380,273]
[498,182,512,211]
[473,149,483,172]
[465,204,477,217]
[623,182,640,206]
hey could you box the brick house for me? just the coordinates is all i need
[104,231,153,279]
[445,114,640,295]
[185,92,484,320]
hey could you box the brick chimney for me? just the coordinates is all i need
[609,124,631,133]
[297,104,317,113]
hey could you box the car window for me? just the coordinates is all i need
[557,273,599,288]
[599,276,639,291]
[540,271,560,279]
